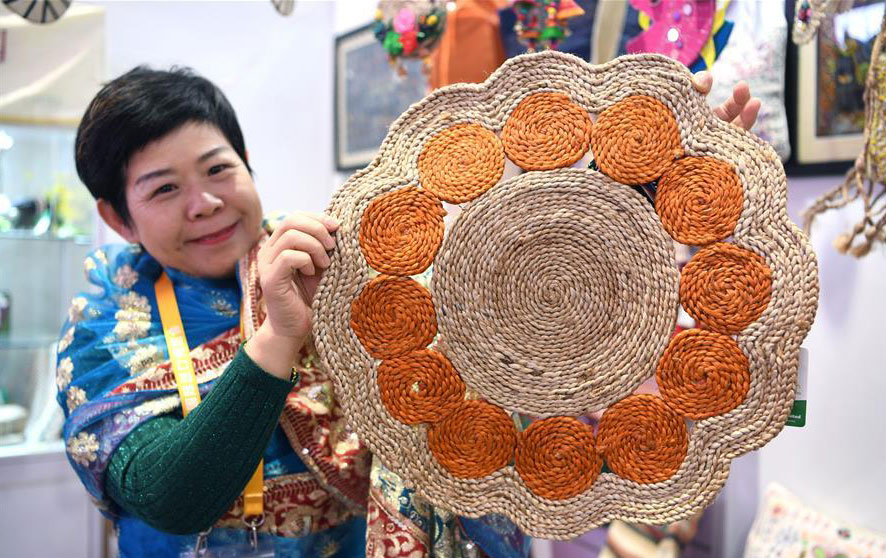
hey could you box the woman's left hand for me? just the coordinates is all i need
[691,71,761,131]
[246,212,339,380]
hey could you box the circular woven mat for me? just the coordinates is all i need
[313,51,819,539]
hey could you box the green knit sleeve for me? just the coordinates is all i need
[105,347,294,535]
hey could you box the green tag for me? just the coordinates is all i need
[786,348,808,428]
[786,400,806,427]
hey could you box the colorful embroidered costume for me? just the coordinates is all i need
[56,236,528,558]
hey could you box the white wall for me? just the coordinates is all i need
[85,0,342,217]
[759,176,886,531]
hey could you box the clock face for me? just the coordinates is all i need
[3,0,71,24]
[271,0,294,16]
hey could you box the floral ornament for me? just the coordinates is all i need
[374,1,447,74]
[393,7,416,33]
[210,296,237,318]
[113,264,139,289]
[66,386,87,413]
[113,292,153,341]
[126,344,162,376]
[57,356,74,391]
[58,326,75,353]
[67,432,100,466]
[68,297,88,324]
[511,0,585,52]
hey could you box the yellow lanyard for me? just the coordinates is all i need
[155,272,264,519]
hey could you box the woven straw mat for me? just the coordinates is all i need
[312,51,819,539]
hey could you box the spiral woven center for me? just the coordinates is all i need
[431,168,679,416]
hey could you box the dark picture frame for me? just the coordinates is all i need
[334,23,430,171]
[784,0,883,175]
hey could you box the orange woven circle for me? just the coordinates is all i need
[350,276,437,360]
[515,417,601,500]
[597,394,688,484]
[591,95,683,184]
[359,186,445,276]
[428,399,517,479]
[680,243,772,334]
[656,157,743,245]
[656,329,750,419]
[418,123,505,203]
[501,92,594,171]
[377,349,465,425]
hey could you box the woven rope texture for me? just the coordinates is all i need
[313,51,819,538]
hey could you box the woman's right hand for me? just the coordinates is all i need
[245,212,339,380]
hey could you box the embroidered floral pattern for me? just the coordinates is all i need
[115,292,150,314]
[210,298,237,318]
[280,345,371,508]
[58,326,75,354]
[216,473,357,537]
[133,394,180,417]
[113,264,139,289]
[367,485,429,558]
[113,292,152,341]
[68,432,100,466]
[68,297,88,324]
[83,257,96,274]
[126,345,161,376]
[94,249,108,265]
[110,329,240,394]
[57,356,74,391]
[66,386,87,413]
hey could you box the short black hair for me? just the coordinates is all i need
[75,66,252,224]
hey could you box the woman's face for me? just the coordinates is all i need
[110,122,264,278]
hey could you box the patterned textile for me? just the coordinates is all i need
[615,0,791,160]
[58,236,526,557]
[745,484,886,558]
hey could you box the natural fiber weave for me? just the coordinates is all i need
[314,51,819,539]
[657,329,750,420]
[591,95,683,184]
[350,276,437,360]
[597,394,689,485]
[791,0,853,45]
[501,92,594,171]
[359,186,445,275]
[418,123,505,203]
[802,11,886,257]
[427,399,517,479]
[679,243,772,335]
[656,157,743,245]
[432,169,678,416]
[378,349,465,425]
[515,417,602,500]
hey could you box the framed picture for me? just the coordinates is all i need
[786,0,884,174]
[334,23,430,171]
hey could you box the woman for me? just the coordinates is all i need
[56,66,759,557]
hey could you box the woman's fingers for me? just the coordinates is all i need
[714,80,751,123]
[265,229,330,272]
[693,75,760,131]
[273,249,316,280]
[735,97,761,131]
[267,212,337,251]
[691,71,713,94]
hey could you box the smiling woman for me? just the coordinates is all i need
[100,123,264,279]
[57,67,371,557]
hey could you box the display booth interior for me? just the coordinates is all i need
[0,1,884,558]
